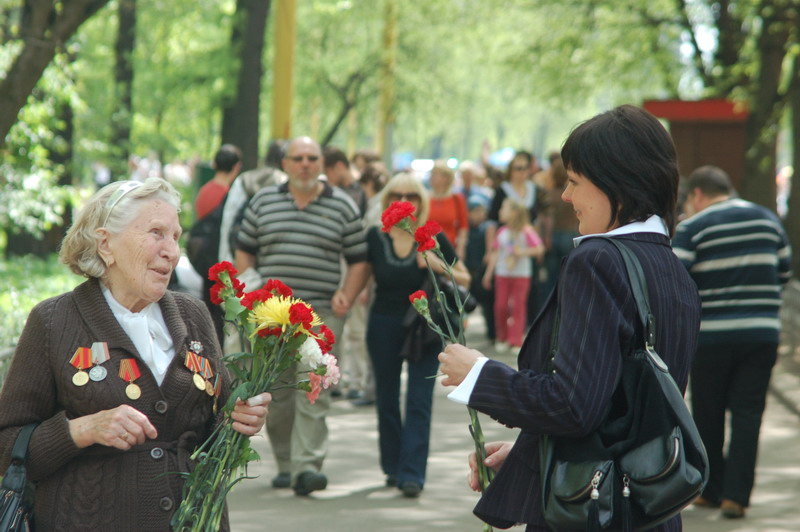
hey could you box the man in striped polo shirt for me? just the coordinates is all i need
[673,165,792,519]
[236,136,368,496]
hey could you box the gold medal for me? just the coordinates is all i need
[126,382,142,400]
[205,379,215,396]
[193,373,206,391]
[72,370,90,386]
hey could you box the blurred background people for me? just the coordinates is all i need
[673,165,792,519]
[428,160,469,260]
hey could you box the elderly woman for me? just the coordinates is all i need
[428,161,469,260]
[0,178,269,531]
[438,106,700,531]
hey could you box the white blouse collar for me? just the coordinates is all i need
[101,283,174,385]
[573,215,668,247]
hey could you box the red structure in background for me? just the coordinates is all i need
[644,99,748,190]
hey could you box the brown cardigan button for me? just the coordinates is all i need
[154,400,168,414]
[159,497,173,511]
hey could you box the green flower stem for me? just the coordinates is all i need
[405,231,493,532]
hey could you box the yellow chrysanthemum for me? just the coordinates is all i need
[248,296,322,335]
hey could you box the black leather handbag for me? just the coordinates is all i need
[0,423,38,532]
[539,238,709,531]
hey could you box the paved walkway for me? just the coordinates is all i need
[228,314,800,531]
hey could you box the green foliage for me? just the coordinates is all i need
[0,254,83,350]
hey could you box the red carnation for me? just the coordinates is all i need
[316,325,336,352]
[414,221,442,252]
[409,290,427,303]
[209,283,223,305]
[381,201,417,232]
[257,326,282,338]
[264,279,293,297]
[241,289,273,310]
[231,277,246,298]
[208,261,238,283]
[289,302,314,329]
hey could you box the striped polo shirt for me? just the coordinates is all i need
[237,181,367,311]
[672,198,792,345]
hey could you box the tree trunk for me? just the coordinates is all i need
[787,57,800,278]
[220,0,271,171]
[110,0,137,179]
[740,4,791,210]
[0,0,110,145]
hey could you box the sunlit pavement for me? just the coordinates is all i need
[229,313,800,532]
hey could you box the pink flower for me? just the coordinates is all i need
[320,354,341,389]
[306,373,322,404]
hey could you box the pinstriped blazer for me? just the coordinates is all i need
[469,233,700,531]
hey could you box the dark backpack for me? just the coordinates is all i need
[186,194,227,278]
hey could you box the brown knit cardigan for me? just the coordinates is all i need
[0,278,232,531]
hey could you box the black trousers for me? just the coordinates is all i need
[690,341,778,507]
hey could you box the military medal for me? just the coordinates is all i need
[89,342,110,382]
[119,358,142,400]
[199,357,215,396]
[212,374,222,414]
[185,351,206,391]
[69,347,93,386]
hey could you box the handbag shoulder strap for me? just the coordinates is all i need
[10,423,37,464]
[594,237,656,348]
[545,237,656,372]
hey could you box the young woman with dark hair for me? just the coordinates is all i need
[437,105,700,532]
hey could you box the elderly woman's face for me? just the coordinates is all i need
[101,199,181,312]
[562,170,617,236]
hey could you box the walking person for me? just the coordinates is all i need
[673,165,792,519]
[436,105,700,532]
[483,198,544,353]
[361,173,471,497]
[235,136,368,496]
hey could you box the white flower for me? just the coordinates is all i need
[298,336,325,369]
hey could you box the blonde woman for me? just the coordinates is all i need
[428,161,469,259]
[362,172,470,497]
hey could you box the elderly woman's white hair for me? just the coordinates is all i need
[59,178,181,278]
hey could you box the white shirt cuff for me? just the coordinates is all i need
[447,356,489,405]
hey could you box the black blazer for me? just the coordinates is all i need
[469,233,700,531]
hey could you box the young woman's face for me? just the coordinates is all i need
[562,171,617,235]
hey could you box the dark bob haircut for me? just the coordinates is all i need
[560,105,680,236]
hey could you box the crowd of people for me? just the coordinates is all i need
[0,104,792,531]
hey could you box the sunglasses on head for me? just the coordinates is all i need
[286,155,320,162]
[388,192,421,202]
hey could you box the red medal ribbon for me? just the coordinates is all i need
[69,347,92,370]
[119,358,141,383]
[184,351,200,373]
[213,374,222,398]
[199,356,214,380]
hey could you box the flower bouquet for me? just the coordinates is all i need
[382,202,494,532]
[171,262,339,532]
